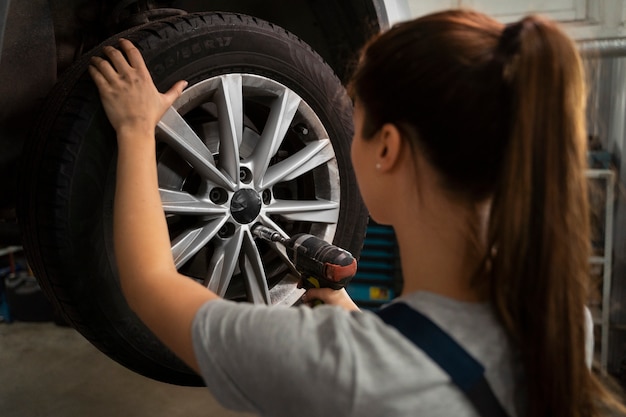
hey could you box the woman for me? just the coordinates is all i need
[89,9,623,417]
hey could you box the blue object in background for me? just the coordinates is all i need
[347,221,402,309]
[0,265,12,323]
[0,290,11,322]
[588,150,611,169]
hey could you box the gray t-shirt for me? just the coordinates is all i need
[192,291,525,416]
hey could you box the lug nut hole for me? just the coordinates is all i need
[293,123,309,136]
[262,189,272,205]
[218,222,235,238]
[209,188,228,204]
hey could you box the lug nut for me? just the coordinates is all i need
[239,167,252,184]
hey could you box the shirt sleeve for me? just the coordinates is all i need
[191,299,359,417]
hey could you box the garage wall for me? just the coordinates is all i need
[396,0,626,40]
[407,0,588,21]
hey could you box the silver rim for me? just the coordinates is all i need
[155,74,340,305]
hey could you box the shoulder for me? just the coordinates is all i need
[398,292,511,356]
[396,292,522,417]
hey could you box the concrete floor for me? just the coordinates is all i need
[0,321,254,417]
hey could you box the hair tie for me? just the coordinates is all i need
[496,21,525,81]
[498,21,525,56]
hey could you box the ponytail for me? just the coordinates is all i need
[488,16,617,417]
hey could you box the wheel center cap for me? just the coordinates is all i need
[230,189,262,224]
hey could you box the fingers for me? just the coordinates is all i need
[302,288,361,312]
[86,38,188,132]
[89,55,119,85]
[87,64,107,88]
[87,40,187,102]
[88,39,144,82]
[88,47,130,87]
[302,287,334,303]
[102,45,132,74]
[163,80,189,107]
[118,38,149,73]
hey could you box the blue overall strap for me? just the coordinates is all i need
[375,302,509,417]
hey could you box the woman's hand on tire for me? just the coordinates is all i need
[88,39,187,139]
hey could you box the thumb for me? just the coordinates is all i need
[163,80,188,106]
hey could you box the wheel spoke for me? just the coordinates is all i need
[160,188,227,217]
[258,215,299,277]
[250,89,301,183]
[171,218,229,268]
[265,199,339,223]
[157,107,235,190]
[205,227,244,297]
[240,229,271,304]
[215,74,243,184]
[260,139,334,188]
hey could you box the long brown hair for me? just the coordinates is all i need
[350,9,623,417]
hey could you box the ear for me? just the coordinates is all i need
[376,123,404,172]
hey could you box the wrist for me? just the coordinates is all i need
[116,125,157,151]
[116,123,156,138]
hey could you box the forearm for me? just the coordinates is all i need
[113,126,219,306]
[114,128,175,284]
[114,128,218,371]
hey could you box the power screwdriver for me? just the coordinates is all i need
[252,224,357,291]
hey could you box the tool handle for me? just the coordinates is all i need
[287,234,357,290]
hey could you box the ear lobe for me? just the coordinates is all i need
[377,123,403,172]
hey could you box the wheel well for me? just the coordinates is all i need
[172,0,382,81]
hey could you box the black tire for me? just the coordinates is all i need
[18,12,367,385]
